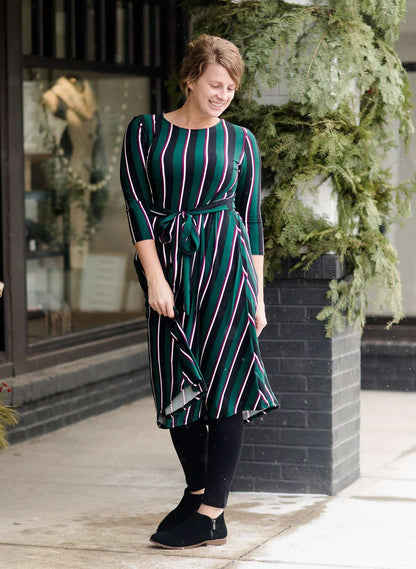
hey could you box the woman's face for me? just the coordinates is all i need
[187,63,236,119]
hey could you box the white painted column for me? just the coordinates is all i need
[257,0,339,224]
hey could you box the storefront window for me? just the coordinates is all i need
[384,10,416,318]
[389,70,416,316]
[23,69,149,342]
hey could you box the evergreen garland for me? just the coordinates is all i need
[186,0,415,335]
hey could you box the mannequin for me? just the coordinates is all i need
[42,76,99,307]
[42,76,99,266]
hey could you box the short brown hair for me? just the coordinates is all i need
[179,34,244,97]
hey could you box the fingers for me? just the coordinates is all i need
[255,317,267,337]
[148,281,175,318]
[149,297,175,318]
[150,301,175,318]
[162,302,175,319]
[255,305,267,337]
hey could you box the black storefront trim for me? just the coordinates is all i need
[23,55,162,77]
[2,0,28,374]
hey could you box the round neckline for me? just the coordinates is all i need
[161,114,221,132]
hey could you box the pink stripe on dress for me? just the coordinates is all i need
[201,226,239,360]
[215,319,251,417]
[178,130,191,211]
[199,210,226,307]
[159,123,173,208]
[214,120,228,197]
[123,131,154,238]
[207,275,246,397]
[242,130,256,229]
[195,128,210,207]
[233,357,256,414]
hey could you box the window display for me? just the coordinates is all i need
[23,69,150,341]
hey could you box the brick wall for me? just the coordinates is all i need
[362,340,416,391]
[233,255,361,495]
[6,344,151,444]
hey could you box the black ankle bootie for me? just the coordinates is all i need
[156,489,204,532]
[150,511,227,549]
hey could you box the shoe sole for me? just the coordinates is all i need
[150,537,227,549]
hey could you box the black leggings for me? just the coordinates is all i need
[169,413,244,509]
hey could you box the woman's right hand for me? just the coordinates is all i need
[134,240,175,319]
[147,277,175,318]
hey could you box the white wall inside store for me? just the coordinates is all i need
[386,8,416,316]
[88,77,151,312]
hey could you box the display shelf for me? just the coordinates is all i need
[27,250,64,260]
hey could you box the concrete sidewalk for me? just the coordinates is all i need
[0,390,415,569]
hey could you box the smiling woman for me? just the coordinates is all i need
[163,33,243,131]
[179,34,244,97]
[120,34,278,549]
[165,63,237,129]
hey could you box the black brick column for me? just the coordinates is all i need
[233,254,361,495]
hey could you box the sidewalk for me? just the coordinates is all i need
[0,390,415,569]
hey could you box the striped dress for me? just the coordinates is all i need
[121,114,279,428]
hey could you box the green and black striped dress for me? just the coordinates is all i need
[121,114,279,428]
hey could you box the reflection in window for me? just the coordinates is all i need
[23,69,149,341]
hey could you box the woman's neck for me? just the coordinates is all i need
[163,103,220,130]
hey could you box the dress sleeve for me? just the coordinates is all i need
[120,115,156,243]
[235,128,264,255]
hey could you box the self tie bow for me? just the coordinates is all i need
[150,196,234,315]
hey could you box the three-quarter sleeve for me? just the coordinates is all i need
[120,115,155,243]
[235,128,264,255]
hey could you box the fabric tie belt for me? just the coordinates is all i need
[150,196,234,315]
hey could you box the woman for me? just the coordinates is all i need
[120,34,279,549]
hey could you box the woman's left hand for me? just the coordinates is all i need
[255,301,267,337]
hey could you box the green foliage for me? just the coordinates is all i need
[185,0,415,335]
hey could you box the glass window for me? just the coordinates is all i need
[23,69,149,342]
[386,7,416,317]
[388,70,416,316]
